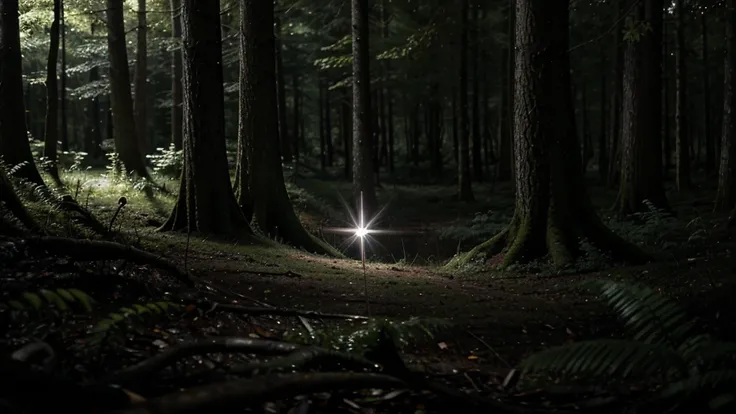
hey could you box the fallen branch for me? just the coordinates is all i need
[105,337,302,385]
[108,373,405,414]
[22,236,195,286]
[229,346,377,376]
[207,302,369,320]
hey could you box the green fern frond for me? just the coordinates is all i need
[520,339,687,380]
[90,301,181,342]
[585,280,697,347]
[1,288,95,313]
[661,369,736,409]
[342,317,452,353]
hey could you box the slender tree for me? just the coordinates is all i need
[43,0,62,182]
[452,0,646,268]
[275,15,292,164]
[171,0,183,150]
[134,0,148,154]
[702,11,714,176]
[106,0,149,177]
[607,0,625,187]
[674,0,690,191]
[0,0,45,185]
[352,0,378,217]
[716,0,736,212]
[59,0,68,151]
[161,0,251,236]
[616,0,669,214]
[458,0,474,201]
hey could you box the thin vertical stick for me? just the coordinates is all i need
[360,191,370,316]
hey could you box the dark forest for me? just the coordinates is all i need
[1,0,735,412]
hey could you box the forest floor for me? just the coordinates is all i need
[3,168,736,412]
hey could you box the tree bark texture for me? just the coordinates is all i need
[134,0,148,154]
[43,0,61,182]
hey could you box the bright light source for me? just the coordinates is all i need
[355,227,368,238]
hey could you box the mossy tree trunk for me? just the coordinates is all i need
[161,0,251,237]
[716,0,736,212]
[0,0,45,186]
[105,0,150,178]
[616,0,669,215]
[454,0,647,269]
[43,0,61,183]
[233,0,334,255]
[352,0,379,218]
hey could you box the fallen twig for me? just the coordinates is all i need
[22,236,195,286]
[467,330,511,368]
[207,302,369,321]
[104,337,302,385]
[108,373,405,414]
[228,346,377,376]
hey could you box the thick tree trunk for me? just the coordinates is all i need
[702,12,714,176]
[716,1,736,212]
[0,0,45,185]
[458,0,474,201]
[616,0,670,214]
[134,0,148,154]
[235,0,335,254]
[171,0,183,150]
[106,0,149,178]
[275,16,292,164]
[161,0,251,236]
[453,0,646,268]
[674,0,690,191]
[43,0,62,182]
[352,0,378,217]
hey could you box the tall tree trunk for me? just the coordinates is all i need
[134,0,148,155]
[0,0,45,185]
[162,0,250,236]
[471,2,482,182]
[171,0,183,150]
[106,0,149,178]
[663,25,672,178]
[607,0,625,187]
[599,49,608,183]
[293,73,300,163]
[85,23,103,158]
[325,82,333,167]
[342,89,352,180]
[275,16,292,164]
[702,11,714,176]
[674,0,690,191]
[352,0,378,217]
[454,0,645,268]
[496,0,513,182]
[716,0,736,212]
[59,0,69,151]
[616,0,670,214]
[458,0,474,201]
[233,0,333,254]
[319,77,326,170]
[43,0,62,182]
[451,91,459,165]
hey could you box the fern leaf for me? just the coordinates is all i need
[56,288,76,303]
[22,292,44,310]
[520,339,686,380]
[40,289,68,311]
[68,289,94,312]
[8,300,25,311]
[660,370,736,403]
[585,280,697,347]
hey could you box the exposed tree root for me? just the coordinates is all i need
[21,236,195,286]
[228,347,376,376]
[105,338,303,385]
[0,172,40,232]
[207,302,369,321]
[109,373,406,414]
